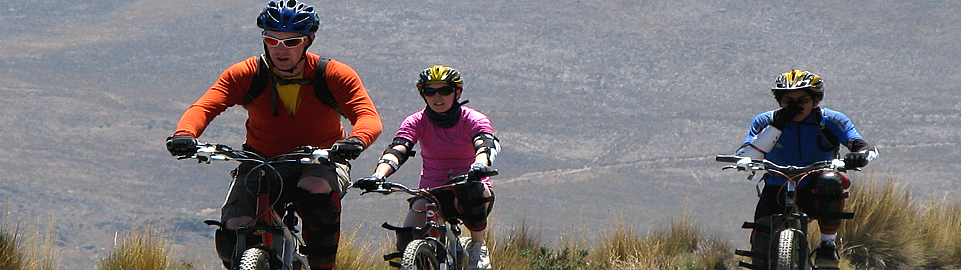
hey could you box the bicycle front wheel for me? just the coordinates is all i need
[237,248,271,270]
[402,239,440,270]
[774,229,806,270]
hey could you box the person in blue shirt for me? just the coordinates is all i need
[735,69,879,268]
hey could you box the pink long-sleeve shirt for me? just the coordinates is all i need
[394,106,495,188]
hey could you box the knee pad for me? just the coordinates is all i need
[296,192,342,268]
[453,182,494,231]
[813,172,854,223]
[750,229,771,254]
[749,216,772,259]
[214,229,236,265]
[814,172,847,201]
[453,181,487,204]
[297,191,342,227]
[395,229,415,252]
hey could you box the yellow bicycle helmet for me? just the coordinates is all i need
[416,65,463,90]
[772,69,824,100]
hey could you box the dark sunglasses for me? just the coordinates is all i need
[421,86,455,97]
[779,96,812,105]
[262,34,309,48]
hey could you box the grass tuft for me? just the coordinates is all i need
[841,178,924,270]
[594,219,735,270]
[334,227,391,270]
[97,230,194,270]
[0,219,57,270]
[0,223,26,270]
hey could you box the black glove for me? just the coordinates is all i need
[332,137,366,160]
[467,162,494,179]
[771,104,803,130]
[844,152,869,169]
[165,135,198,157]
[354,175,384,191]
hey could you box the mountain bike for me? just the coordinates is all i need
[717,155,854,270]
[180,143,342,270]
[353,169,498,270]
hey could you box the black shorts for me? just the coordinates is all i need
[409,187,495,224]
[221,161,350,222]
[753,184,818,220]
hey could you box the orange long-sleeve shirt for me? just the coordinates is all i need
[174,53,382,157]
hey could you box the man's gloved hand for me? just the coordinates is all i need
[353,175,384,191]
[844,152,869,169]
[166,135,198,157]
[332,137,366,160]
[771,104,803,130]
[468,162,495,179]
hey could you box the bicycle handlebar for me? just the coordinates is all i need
[353,169,499,196]
[715,154,851,176]
[181,143,339,165]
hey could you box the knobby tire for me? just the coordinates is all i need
[775,229,805,270]
[238,248,271,270]
[402,239,440,270]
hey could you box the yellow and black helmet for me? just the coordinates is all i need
[416,65,463,90]
[772,69,824,100]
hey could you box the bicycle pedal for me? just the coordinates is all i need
[734,249,765,259]
[740,221,770,234]
[203,220,223,227]
[737,261,764,270]
[388,261,403,268]
[383,252,402,261]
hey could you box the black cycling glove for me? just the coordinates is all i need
[332,137,366,160]
[844,152,869,169]
[166,135,198,157]
[771,105,803,130]
[354,175,384,191]
[467,162,494,179]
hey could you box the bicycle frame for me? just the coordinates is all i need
[766,167,817,270]
[187,143,337,270]
[718,155,853,270]
[230,187,308,270]
[357,171,497,270]
[374,186,464,269]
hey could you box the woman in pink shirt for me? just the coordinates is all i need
[357,65,500,270]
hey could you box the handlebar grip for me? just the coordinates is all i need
[715,155,746,163]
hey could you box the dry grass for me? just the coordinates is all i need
[918,198,961,268]
[593,219,735,270]
[488,220,536,270]
[97,229,194,270]
[840,178,926,270]
[334,227,392,270]
[0,220,57,270]
[0,223,26,270]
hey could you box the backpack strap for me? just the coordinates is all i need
[243,55,271,106]
[815,108,840,152]
[312,58,343,117]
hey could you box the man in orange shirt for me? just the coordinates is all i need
[165,1,381,269]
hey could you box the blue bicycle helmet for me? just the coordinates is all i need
[257,0,320,35]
